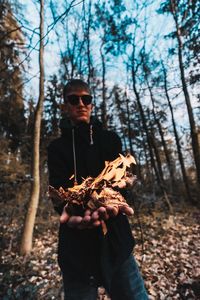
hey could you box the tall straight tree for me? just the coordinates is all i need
[158,0,200,185]
[82,0,93,84]
[20,0,45,255]
[93,0,131,128]
[161,61,192,201]
[145,73,176,185]
[139,50,176,184]
[0,0,25,150]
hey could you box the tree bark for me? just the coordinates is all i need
[162,61,192,201]
[130,53,161,186]
[147,82,176,185]
[148,115,164,183]
[100,47,107,128]
[20,0,44,255]
[171,0,200,185]
[85,0,92,85]
[125,94,134,156]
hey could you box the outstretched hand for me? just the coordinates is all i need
[60,207,109,229]
[60,205,133,229]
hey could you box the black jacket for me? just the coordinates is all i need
[47,118,135,285]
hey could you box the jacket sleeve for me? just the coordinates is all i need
[104,131,123,161]
[47,142,67,214]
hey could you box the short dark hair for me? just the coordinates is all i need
[63,79,91,103]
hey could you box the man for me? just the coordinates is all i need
[47,79,148,300]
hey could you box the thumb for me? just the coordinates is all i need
[119,205,134,216]
[60,208,70,223]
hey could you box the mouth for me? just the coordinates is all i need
[77,110,87,114]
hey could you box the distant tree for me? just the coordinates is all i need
[128,45,162,187]
[93,0,131,128]
[59,2,88,80]
[140,51,176,186]
[158,0,200,184]
[43,74,62,138]
[82,0,93,84]
[112,86,129,152]
[161,61,192,201]
[0,0,25,150]
[20,0,45,255]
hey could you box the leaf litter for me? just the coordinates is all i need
[0,207,199,299]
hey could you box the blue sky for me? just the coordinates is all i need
[17,0,198,133]
[18,0,174,99]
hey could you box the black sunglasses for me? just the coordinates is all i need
[66,94,93,106]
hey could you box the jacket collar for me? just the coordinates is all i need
[59,116,102,137]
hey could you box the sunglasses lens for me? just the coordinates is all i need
[81,95,92,105]
[67,95,80,105]
[67,95,92,106]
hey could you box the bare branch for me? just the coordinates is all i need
[16,0,84,68]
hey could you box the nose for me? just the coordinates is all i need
[77,97,85,106]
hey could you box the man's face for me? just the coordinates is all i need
[64,89,93,125]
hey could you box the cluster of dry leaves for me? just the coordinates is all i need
[49,154,136,215]
[0,206,199,299]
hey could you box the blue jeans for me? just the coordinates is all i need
[108,255,149,300]
[63,255,148,300]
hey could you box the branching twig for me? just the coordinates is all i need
[16,0,84,68]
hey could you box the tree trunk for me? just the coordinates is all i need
[147,82,176,185]
[20,0,44,255]
[148,117,164,183]
[100,47,107,128]
[171,0,200,185]
[125,94,134,156]
[141,130,152,184]
[130,57,161,186]
[85,0,92,85]
[162,61,192,201]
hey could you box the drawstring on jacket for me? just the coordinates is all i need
[90,125,94,145]
[72,128,78,186]
[72,124,94,186]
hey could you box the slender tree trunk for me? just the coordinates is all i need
[50,1,69,77]
[85,0,92,85]
[147,82,175,184]
[141,130,152,184]
[20,0,44,255]
[137,150,143,182]
[171,0,200,184]
[130,59,161,186]
[113,89,128,152]
[125,95,134,156]
[148,118,164,182]
[100,47,107,128]
[162,62,192,201]
[130,48,173,210]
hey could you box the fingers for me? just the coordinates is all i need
[81,209,92,225]
[82,215,91,223]
[67,216,83,227]
[106,206,119,217]
[91,211,99,221]
[79,211,101,229]
[92,220,101,227]
[97,207,109,220]
[66,209,102,229]
[119,205,134,216]
[84,209,91,216]
[60,209,70,223]
[60,204,133,228]
[77,219,101,230]
[100,205,133,217]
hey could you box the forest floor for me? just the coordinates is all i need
[0,202,200,300]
